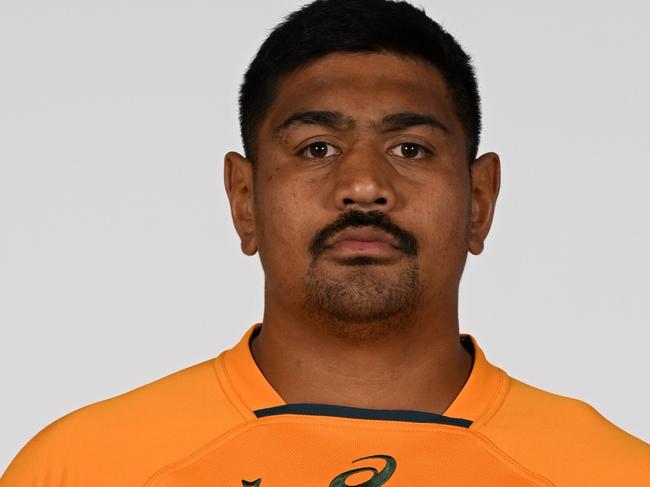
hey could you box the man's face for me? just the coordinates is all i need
[226,52,498,336]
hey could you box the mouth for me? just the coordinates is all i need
[325,226,402,260]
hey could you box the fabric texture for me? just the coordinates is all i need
[2,324,648,486]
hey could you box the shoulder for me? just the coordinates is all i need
[478,376,650,485]
[1,356,246,486]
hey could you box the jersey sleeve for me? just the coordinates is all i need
[1,358,246,486]
[1,422,73,486]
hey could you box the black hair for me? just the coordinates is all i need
[238,0,481,163]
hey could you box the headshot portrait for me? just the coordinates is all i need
[1,0,649,485]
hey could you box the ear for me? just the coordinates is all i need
[224,151,257,256]
[468,152,501,255]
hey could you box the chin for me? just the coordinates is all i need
[302,259,422,334]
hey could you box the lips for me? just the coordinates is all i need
[308,210,419,259]
[329,227,400,247]
[325,226,401,257]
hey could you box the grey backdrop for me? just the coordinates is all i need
[1,0,648,472]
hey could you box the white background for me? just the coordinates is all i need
[1,0,648,472]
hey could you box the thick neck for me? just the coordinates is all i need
[250,291,473,414]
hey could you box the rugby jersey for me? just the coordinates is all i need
[2,324,649,486]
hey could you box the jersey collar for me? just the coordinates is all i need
[217,323,509,428]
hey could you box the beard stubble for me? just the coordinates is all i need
[302,256,423,342]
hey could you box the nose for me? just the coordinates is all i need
[332,147,397,212]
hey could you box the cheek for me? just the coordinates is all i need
[253,176,319,291]
[411,175,470,269]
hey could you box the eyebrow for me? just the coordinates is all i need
[274,110,449,136]
[375,112,450,133]
[274,111,356,135]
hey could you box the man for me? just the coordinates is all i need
[2,0,648,485]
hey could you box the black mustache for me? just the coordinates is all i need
[309,210,418,258]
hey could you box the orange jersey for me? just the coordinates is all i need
[2,324,649,486]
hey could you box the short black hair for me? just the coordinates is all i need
[239,0,481,163]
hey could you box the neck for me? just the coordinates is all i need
[250,295,473,414]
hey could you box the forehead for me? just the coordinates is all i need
[260,52,462,137]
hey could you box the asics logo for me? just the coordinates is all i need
[329,454,396,486]
[241,454,396,486]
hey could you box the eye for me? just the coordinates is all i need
[388,142,431,159]
[300,141,341,159]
